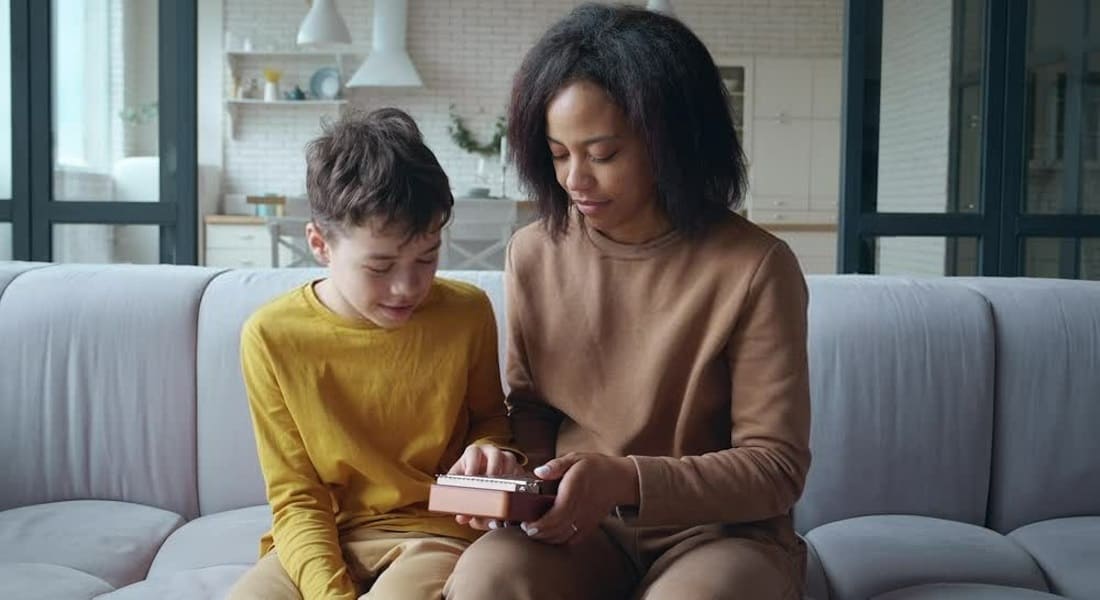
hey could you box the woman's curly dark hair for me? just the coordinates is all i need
[507,3,747,239]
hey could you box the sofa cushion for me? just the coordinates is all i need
[958,279,1100,534]
[148,505,271,576]
[0,500,184,589]
[195,268,325,515]
[0,261,46,295]
[795,277,995,532]
[194,269,509,516]
[804,537,829,600]
[872,583,1065,599]
[95,565,250,599]
[1009,516,1100,599]
[0,264,221,518]
[806,515,1048,600]
[0,563,113,600]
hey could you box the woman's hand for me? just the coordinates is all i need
[448,444,526,531]
[520,452,639,545]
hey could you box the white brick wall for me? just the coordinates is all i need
[219,0,843,201]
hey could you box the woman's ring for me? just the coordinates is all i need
[570,522,579,533]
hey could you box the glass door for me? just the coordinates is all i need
[7,0,196,264]
[841,0,1100,278]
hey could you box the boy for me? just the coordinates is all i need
[229,108,522,600]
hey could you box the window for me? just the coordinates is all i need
[52,0,110,170]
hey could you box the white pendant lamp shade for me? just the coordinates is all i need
[347,0,423,87]
[297,0,352,47]
[646,0,675,16]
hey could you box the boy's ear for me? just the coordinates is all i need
[305,222,332,266]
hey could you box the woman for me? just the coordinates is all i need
[446,4,811,598]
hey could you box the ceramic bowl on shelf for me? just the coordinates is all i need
[310,67,342,100]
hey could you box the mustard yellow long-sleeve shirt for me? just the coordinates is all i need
[240,277,512,599]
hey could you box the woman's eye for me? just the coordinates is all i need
[551,153,567,161]
[590,152,617,163]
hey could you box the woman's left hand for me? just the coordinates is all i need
[520,452,638,545]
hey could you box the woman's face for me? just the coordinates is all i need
[545,80,669,244]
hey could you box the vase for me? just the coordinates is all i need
[263,81,279,102]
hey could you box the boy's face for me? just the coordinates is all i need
[306,217,441,329]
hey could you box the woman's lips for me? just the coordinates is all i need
[573,198,609,216]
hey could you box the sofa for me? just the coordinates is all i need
[0,261,1097,599]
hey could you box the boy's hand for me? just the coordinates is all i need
[447,443,524,477]
[448,444,525,530]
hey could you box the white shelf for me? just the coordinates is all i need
[227,99,346,106]
[225,48,367,58]
[226,48,364,82]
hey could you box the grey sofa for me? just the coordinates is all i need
[0,262,1097,599]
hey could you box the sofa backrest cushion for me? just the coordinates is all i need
[794,276,996,533]
[961,279,1100,533]
[0,264,219,519]
[0,262,47,294]
[194,269,509,515]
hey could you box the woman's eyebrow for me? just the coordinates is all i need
[546,134,621,145]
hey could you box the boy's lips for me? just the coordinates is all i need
[378,303,416,320]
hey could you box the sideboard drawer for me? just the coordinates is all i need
[206,224,268,249]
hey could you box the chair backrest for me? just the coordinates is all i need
[266,217,317,268]
[443,200,518,270]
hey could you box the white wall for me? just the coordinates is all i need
[218,0,843,203]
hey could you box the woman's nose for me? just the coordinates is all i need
[565,158,593,191]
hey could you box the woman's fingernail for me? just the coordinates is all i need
[489,520,499,529]
[534,465,550,477]
[525,527,539,537]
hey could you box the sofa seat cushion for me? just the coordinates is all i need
[1009,516,1100,599]
[807,515,1049,600]
[95,565,251,600]
[0,563,114,600]
[872,583,1066,599]
[0,500,184,589]
[147,505,271,577]
[804,536,829,600]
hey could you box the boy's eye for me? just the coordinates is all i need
[416,254,438,265]
[365,264,393,274]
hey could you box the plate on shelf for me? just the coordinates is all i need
[310,67,342,100]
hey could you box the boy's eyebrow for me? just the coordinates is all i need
[365,240,441,260]
[547,134,620,145]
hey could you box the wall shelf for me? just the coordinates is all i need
[225,48,366,81]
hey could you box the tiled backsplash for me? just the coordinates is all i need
[220,0,843,201]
